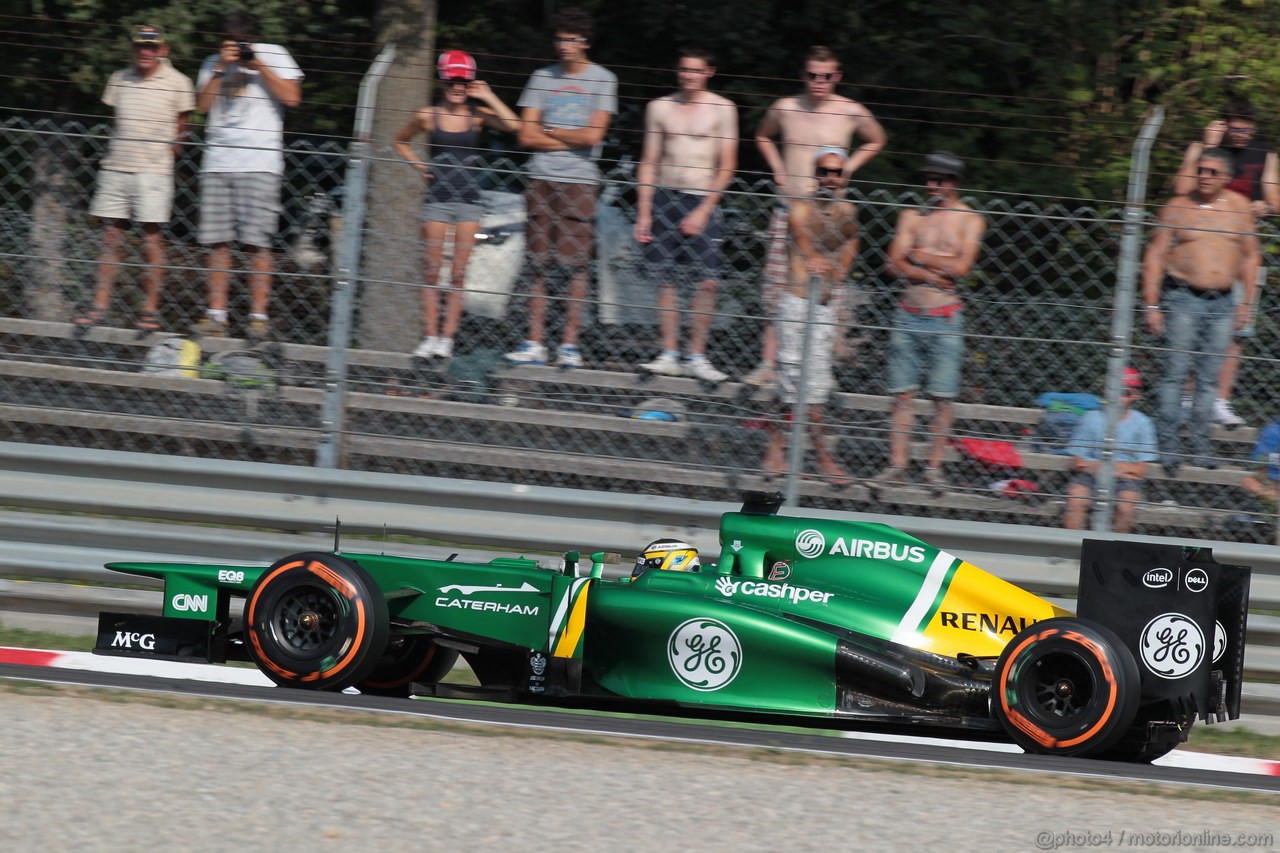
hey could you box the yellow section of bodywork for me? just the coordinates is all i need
[918,561,1072,657]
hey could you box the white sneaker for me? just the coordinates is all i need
[640,352,683,377]
[505,341,548,365]
[413,336,440,359]
[1213,397,1245,427]
[556,343,584,369]
[434,337,454,359]
[684,355,727,383]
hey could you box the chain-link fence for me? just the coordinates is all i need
[2,113,1279,545]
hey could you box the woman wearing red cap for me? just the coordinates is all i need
[394,50,519,360]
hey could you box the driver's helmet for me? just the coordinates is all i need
[632,538,700,578]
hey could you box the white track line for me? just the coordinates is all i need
[4,646,1277,777]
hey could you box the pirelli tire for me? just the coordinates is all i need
[993,617,1141,758]
[357,635,460,698]
[244,553,389,691]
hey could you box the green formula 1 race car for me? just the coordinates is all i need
[93,492,1251,762]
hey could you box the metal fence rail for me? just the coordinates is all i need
[3,112,1280,546]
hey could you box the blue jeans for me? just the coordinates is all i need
[1156,287,1235,463]
[887,306,965,398]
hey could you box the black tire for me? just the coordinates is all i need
[993,617,1141,758]
[243,552,389,691]
[357,635,459,697]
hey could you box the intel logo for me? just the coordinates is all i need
[1142,568,1173,589]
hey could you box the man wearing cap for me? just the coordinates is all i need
[1172,96,1280,428]
[193,10,303,342]
[761,147,860,487]
[1142,147,1259,472]
[1062,368,1159,534]
[77,25,195,336]
[749,45,886,386]
[874,151,985,493]
[634,45,738,382]
[507,7,617,369]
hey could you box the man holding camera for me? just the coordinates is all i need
[194,11,303,341]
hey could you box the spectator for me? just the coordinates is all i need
[506,7,618,369]
[873,151,985,493]
[1142,148,1259,473]
[634,46,738,383]
[76,25,194,336]
[762,148,859,487]
[394,50,520,361]
[1062,367,1158,534]
[750,45,885,386]
[193,11,303,342]
[1173,96,1279,428]
[1240,415,1280,512]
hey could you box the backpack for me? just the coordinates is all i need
[1031,392,1102,454]
[142,337,201,378]
[443,346,506,403]
[200,350,278,389]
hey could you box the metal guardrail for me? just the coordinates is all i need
[0,440,1276,680]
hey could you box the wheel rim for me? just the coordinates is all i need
[273,585,340,653]
[1023,651,1095,725]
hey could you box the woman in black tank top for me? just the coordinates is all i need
[393,50,519,359]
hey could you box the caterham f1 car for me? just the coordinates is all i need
[93,493,1251,763]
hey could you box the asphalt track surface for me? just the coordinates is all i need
[3,663,1277,795]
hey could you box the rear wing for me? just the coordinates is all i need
[1076,539,1250,723]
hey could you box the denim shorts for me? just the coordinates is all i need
[886,305,965,397]
[643,187,721,285]
[422,200,485,224]
[1071,473,1144,498]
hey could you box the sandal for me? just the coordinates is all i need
[135,310,162,334]
[74,306,106,327]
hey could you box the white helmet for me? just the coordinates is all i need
[632,538,700,578]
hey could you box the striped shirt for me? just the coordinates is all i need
[100,59,196,175]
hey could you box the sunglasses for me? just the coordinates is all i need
[442,79,469,86]
[1226,125,1256,135]
[676,66,709,74]
[804,71,838,81]
[923,173,953,184]
[816,167,843,177]
[1197,166,1225,176]
[554,36,588,44]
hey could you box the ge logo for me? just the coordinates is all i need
[1139,612,1205,680]
[1213,620,1227,663]
[795,529,826,559]
[667,618,743,692]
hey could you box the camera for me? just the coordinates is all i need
[238,41,255,62]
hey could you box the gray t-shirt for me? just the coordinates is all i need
[518,62,618,184]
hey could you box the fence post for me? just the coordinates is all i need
[783,275,820,507]
[1094,106,1164,531]
[315,44,397,470]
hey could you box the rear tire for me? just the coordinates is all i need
[993,617,1140,758]
[243,553,388,691]
[358,635,459,697]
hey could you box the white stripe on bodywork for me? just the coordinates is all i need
[548,578,589,651]
[891,551,956,645]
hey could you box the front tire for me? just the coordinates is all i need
[244,552,389,691]
[993,617,1140,758]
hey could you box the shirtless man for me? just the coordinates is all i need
[874,151,985,493]
[1171,97,1279,427]
[634,46,738,383]
[749,45,886,385]
[762,148,859,486]
[1142,148,1260,472]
